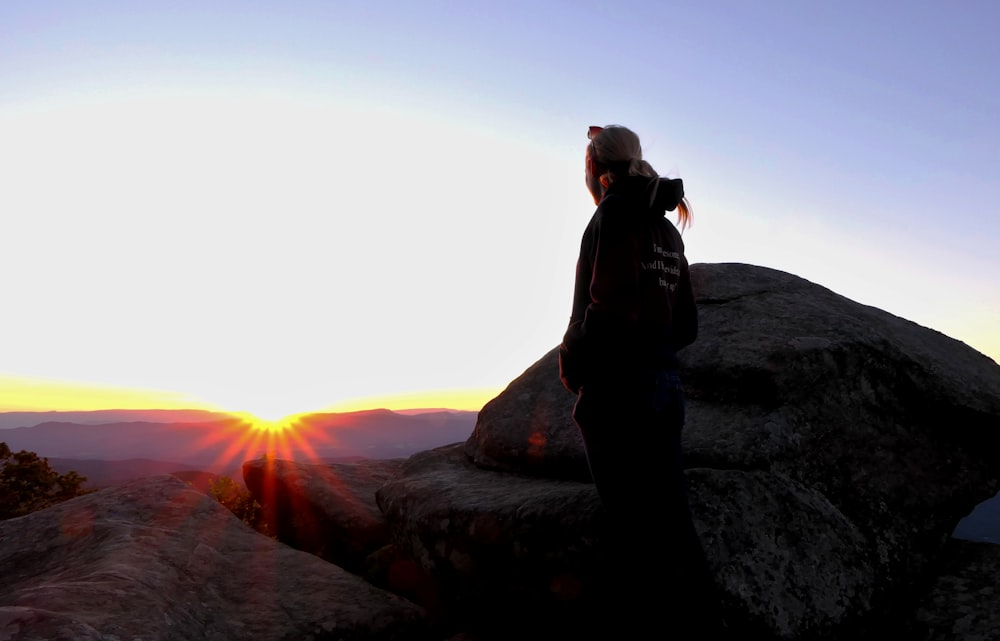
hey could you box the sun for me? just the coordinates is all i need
[236,411,299,433]
[217,395,312,427]
[186,408,330,474]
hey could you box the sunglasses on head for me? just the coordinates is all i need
[588,126,603,162]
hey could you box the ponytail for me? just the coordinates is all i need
[628,158,658,178]
[676,198,692,231]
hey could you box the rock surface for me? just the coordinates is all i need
[903,539,1000,641]
[243,456,405,573]
[376,443,603,636]
[0,475,429,641]
[452,263,1000,637]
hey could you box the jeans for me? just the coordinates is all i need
[572,369,721,626]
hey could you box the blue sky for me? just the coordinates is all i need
[1,1,998,418]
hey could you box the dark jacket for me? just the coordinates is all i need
[559,175,697,394]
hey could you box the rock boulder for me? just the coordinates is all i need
[445,262,1000,637]
[0,475,430,641]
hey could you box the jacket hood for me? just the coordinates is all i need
[605,175,684,216]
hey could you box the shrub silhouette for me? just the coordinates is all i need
[0,442,88,520]
[208,474,273,537]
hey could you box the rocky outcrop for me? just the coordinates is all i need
[242,457,406,574]
[679,263,1000,591]
[424,262,1000,638]
[0,475,429,641]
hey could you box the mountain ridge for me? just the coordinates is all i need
[0,408,479,472]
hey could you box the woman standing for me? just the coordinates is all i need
[559,124,724,634]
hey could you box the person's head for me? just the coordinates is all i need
[586,124,691,229]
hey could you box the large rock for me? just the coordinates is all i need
[445,262,1000,638]
[0,475,429,641]
[243,457,405,574]
[464,351,589,482]
[375,443,603,637]
[679,264,1000,606]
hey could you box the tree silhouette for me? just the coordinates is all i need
[0,442,88,520]
[208,474,272,537]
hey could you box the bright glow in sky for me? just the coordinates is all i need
[2,1,998,418]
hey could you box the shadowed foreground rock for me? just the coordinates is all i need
[902,539,1000,641]
[376,442,604,637]
[0,475,430,641]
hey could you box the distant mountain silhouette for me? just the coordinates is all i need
[0,408,478,472]
[0,409,234,430]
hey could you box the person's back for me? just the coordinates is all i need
[563,172,696,388]
[558,125,727,637]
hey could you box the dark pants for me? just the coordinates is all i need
[572,369,723,631]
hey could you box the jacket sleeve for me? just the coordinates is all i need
[558,204,639,393]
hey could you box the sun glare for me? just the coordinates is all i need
[0,375,218,412]
[234,411,299,433]
[187,410,329,474]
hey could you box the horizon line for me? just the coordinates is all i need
[0,406,478,416]
[0,374,500,418]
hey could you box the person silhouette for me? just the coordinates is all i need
[559,124,726,636]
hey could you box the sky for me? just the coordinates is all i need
[1,1,998,420]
